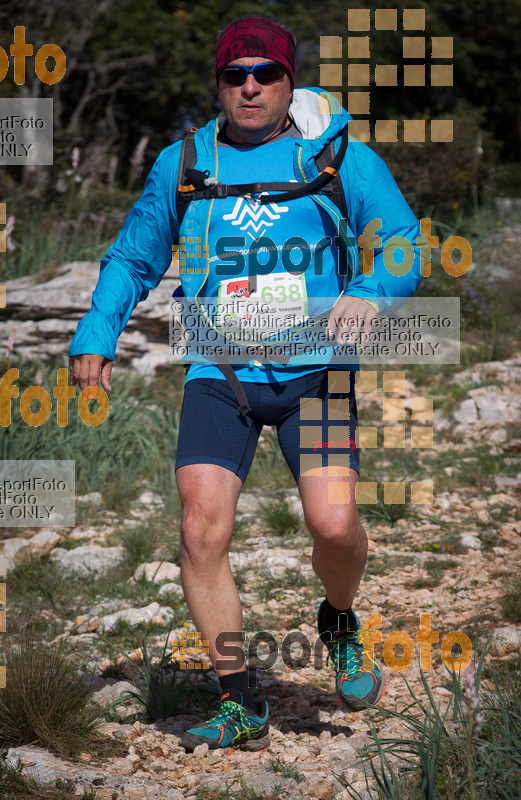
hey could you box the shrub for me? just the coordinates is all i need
[337,645,521,800]
[106,632,219,722]
[258,495,302,536]
[0,627,104,757]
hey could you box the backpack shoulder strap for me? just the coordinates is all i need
[314,138,348,223]
[176,128,199,233]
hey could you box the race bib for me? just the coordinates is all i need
[216,273,308,344]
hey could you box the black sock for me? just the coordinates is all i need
[319,597,354,634]
[219,671,262,714]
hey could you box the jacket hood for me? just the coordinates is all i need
[216,87,351,150]
[289,87,351,144]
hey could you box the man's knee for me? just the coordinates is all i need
[306,508,365,550]
[180,504,232,563]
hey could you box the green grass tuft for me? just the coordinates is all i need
[115,524,161,569]
[0,754,99,799]
[336,645,521,800]
[267,756,305,782]
[0,627,104,757]
[499,576,521,622]
[101,632,219,722]
[258,495,302,537]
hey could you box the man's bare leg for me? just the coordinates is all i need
[176,463,244,675]
[298,466,385,710]
[298,467,366,610]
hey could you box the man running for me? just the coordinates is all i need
[69,15,423,752]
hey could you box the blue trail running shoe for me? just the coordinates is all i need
[317,602,386,712]
[180,692,270,752]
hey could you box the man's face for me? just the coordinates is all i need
[217,56,292,144]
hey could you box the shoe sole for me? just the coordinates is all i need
[180,725,270,753]
[236,731,270,751]
[337,676,386,712]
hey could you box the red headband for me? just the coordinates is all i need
[216,17,296,90]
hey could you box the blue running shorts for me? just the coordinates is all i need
[175,370,360,484]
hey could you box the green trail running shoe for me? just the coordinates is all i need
[180,692,270,752]
[318,602,386,712]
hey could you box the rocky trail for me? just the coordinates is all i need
[2,350,520,799]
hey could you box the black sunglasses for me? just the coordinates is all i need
[218,62,286,87]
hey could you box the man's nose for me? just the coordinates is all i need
[241,73,262,95]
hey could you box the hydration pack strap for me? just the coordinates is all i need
[214,355,251,417]
[178,125,349,204]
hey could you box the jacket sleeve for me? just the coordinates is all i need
[342,143,425,314]
[69,143,181,360]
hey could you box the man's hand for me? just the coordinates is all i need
[327,295,376,345]
[69,354,113,394]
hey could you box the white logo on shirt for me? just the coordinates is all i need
[223,197,289,239]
